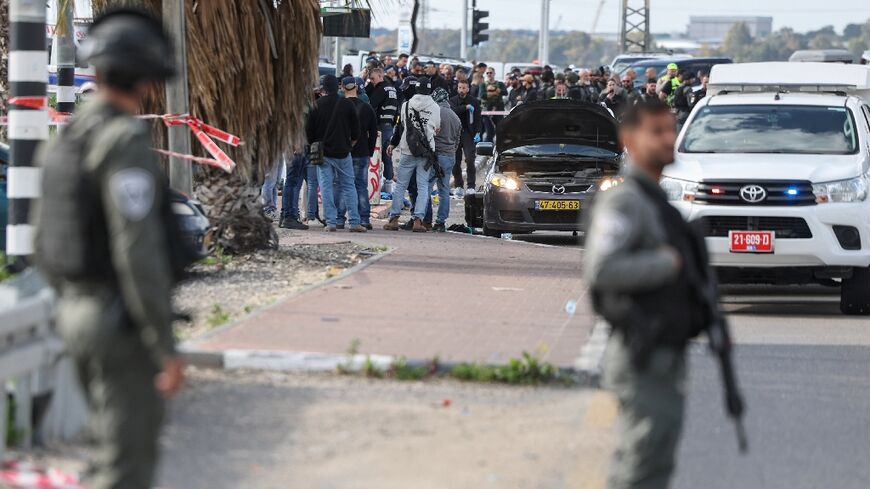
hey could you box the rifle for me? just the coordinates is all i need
[410,106,444,179]
[702,276,749,454]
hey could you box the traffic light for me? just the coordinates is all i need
[472,9,489,46]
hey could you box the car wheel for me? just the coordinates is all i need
[840,266,870,315]
[482,223,501,238]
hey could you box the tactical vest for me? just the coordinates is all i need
[36,105,198,284]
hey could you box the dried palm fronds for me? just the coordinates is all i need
[92,0,321,252]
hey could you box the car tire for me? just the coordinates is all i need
[482,223,501,238]
[840,267,870,315]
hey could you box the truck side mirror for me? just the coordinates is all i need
[476,142,493,157]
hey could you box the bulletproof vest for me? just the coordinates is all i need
[376,83,399,123]
[36,105,197,285]
[36,107,119,281]
[591,175,711,357]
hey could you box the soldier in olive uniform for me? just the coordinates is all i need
[34,9,184,489]
[584,100,715,489]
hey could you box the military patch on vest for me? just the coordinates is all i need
[591,210,630,256]
[108,168,155,222]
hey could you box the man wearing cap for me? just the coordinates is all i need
[307,74,365,232]
[658,63,680,99]
[336,76,378,229]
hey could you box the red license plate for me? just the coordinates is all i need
[729,231,775,253]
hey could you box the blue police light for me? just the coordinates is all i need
[786,187,799,196]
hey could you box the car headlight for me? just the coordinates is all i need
[660,177,698,202]
[813,176,868,203]
[490,174,520,190]
[598,176,624,191]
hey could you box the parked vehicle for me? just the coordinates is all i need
[465,100,622,236]
[789,49,854,64]
[628,56,732,85]
[663,62,870,314]
[610,52,691,76]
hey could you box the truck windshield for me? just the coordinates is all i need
[680,105,858,155]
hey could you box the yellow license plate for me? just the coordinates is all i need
[535,200,580,211]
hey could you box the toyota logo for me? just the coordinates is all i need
[552,185,566,194]
[739,185,767,203]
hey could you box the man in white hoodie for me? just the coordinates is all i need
[384,76,441,232]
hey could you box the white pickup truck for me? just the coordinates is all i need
[662,62,870,314]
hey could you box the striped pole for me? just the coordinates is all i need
[55,1,76,114]
[7,0,48,267]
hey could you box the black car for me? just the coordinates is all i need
[169,189,210,260]
[465,100,622,237]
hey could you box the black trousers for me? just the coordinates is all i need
[453,131,476,190]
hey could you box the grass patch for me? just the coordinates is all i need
[206,304,231,327]
[200,247,232,267]
[386,356,432,381]
[449,352,559,385]
[0,253,13,283]
[336,338,362,375]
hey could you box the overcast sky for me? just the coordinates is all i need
[372,0,870,34]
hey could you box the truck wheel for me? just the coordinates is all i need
[840,267,870,315]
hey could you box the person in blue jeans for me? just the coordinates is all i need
[427,88,462,231]
[260,155,283,220]
[306,74,365,232]
[336,76,378,229]
[279,150,311,230]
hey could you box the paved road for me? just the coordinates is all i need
[674,285,870,489]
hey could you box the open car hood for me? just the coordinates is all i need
[495,100,621,154]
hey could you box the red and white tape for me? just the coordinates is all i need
[1,459,83,489]
[3,97,242,173]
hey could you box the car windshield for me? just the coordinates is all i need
[680,105,858,155]
[501,144,618,158]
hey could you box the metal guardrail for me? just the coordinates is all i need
[0,279,66,457]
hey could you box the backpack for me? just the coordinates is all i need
[36,110,197,285]
[404,103,429,157]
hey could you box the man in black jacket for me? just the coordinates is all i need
[449,79,481,194]
[366,67,399,188]
[306,74,364,232]
[337,77,379,230]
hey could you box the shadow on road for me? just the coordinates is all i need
[721,284,842,317]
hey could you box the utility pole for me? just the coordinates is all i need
[460,0,468,60]
[538,0,550,65]
[6,0,48,267]
[55,1,75,114]
[538,0,550,66]
[163,0,193,195]
[620,0,651,53]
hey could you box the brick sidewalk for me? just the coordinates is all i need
[190,227,594,368]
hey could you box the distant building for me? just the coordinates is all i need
[687,16,773,44]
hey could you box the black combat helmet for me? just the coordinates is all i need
[80,8,176,90]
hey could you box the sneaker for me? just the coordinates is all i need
[383,216,400,231]
[349,224,367,233]
[363,223,373,230]
[433,222,446,232]
[323,225,337,232]
[466,188,477,196]
[402,219,415,231]
[280,218,309,230]
[412,218,428,233]
[424,222,433,231]
[336,224,346,230]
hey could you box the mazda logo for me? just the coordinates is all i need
[739,185,767,203]
[552,185,566,194]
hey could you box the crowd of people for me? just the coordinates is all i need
[262,53,712,232]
